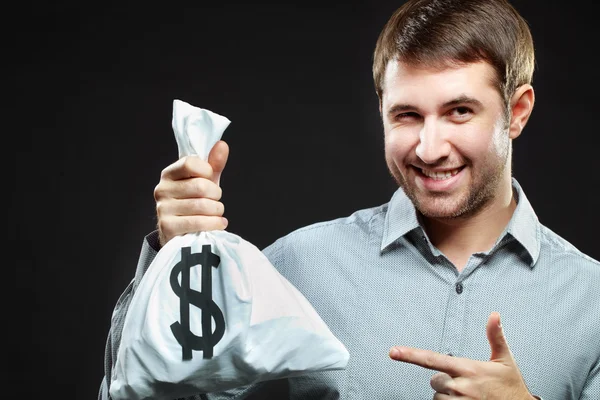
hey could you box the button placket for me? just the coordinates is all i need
[441,278,467,356]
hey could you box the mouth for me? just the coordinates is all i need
[417,166,464,180]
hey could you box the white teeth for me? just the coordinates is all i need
[421,168,460,180]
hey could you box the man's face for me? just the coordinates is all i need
[381,60,512,219]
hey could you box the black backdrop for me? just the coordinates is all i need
[9,1,599,399]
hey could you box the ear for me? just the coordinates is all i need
[508,84,535,139]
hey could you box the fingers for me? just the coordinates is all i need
[208,140,229,185]
[155,149,227,202]
[160,155,215,181]
[389,347,472,377]
[430,373,473,398]
[155,195,227,247]
[430,372,456,394]
[158,198,225,219]
[432,394,454,400]
[153,144,230,247]
[486,312,512,363]
[155,177,223,202]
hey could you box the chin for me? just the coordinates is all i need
[415,200,468,219]
[419,208,468,219]
[405,188,475,219]
[416,188,498,219]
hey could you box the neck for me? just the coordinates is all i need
[422,178,516,271]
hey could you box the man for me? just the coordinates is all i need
[99,0,600,399]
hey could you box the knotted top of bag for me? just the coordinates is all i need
[171,99,231,160]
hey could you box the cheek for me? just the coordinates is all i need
[490,127,510,155]
[454,125,500,160]
[384,128,416,163]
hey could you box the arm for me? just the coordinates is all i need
[98,232,159,400]
[98,141,230,399]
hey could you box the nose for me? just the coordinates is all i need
[415,118,451,164]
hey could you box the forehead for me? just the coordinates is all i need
[381,60,500,107]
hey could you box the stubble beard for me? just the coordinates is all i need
[386,143,510,221]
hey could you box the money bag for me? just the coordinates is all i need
[109,99,350,400]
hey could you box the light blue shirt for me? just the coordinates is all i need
[100,178,600,399]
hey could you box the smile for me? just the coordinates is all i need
[420,167,463,180]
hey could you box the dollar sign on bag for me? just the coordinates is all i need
[170,245,225,360]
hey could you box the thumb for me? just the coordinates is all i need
[208,140,229,186]
[486,312,514,364]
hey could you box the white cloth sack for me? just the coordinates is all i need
[109,99,350,400]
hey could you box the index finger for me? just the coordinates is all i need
[389,346,472,377]
[161,155,214,181]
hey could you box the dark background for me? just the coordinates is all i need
[9,1,599,399]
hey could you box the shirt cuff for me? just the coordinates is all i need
[132,230,161,290]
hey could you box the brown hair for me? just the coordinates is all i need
[373,0,535,108]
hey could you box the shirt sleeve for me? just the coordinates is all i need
[98,231,159,400]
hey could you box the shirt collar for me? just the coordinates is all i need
[380,178,540,267]
[503,178,540,267]
[380,187,422,251]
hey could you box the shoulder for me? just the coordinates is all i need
[291,203,388,235]
[285,202,388,240]
[262,202,389,257]
[538,223,600,276]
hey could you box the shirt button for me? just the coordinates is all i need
[455,282,463,294]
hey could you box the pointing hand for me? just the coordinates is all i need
[389,312,537,399]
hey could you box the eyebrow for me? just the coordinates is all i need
[386,95,484,119]
[442,95,483,109]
